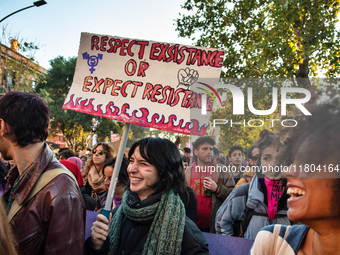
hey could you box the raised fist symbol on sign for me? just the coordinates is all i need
[177,68,199,88]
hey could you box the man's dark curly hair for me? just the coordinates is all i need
[227,145,244,158]
[193,136,215,151]
[0,91,49,147]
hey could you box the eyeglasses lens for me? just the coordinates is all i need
[93,149,104,155]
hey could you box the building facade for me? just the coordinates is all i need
[0,39,47,94]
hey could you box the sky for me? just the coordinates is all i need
[0,0,193,69]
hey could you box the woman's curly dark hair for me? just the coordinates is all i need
[278,97,340,168]
[277,96,340,213]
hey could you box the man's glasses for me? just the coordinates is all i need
[93,149,104,155]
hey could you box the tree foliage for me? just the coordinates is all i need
[35,56,123,151]
[208,79,284,152]
[126,124,190,148]
[177,0,340,152]
[176,0,340,80]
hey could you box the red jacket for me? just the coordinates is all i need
[4,144,85,255]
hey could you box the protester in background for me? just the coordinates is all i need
[183,147,191,157]
[86,137,209,254]
[174,136,182,148]
[0,160,8,196]
[185,136,235,233]
[0,91,85,254]
[183,147,191,166]
[251,99,340,255]
[215,133,290,239]
[0,198,17,255]
[227,145,244,183]
[57,148,76,160]
[179,148,185,158]
[83,142,115,199]
[213,147,220,162]
[80,155,88,171]
[183,155,190,171]
[234,146,259,188]
[217,151,227,165]
[2,158,14,172]
[60,160,84,187]
[68,156,83,171]
[95,156,129,213]
[60,159,96,211]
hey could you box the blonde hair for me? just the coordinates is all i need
[0,198,17,255]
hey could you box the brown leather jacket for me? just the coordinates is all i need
[4,144,85,255]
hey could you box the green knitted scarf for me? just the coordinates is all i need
[108,189,186,255]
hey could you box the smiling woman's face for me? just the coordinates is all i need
[127,146,160,200]
[283,137,340,225]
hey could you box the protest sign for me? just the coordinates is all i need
[62,32,224,135]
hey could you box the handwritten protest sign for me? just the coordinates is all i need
[62,32,224,135]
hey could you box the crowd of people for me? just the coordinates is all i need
[0,90,339,255]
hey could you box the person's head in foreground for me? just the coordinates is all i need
[0,92,85,253]
[251,98,340,255]
[0,91,49,154]
[88,137,209,254]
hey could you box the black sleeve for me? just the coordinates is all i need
[180,186,198,223]
[82,193,97,211]
[84,237,110,255]
[181,218,209,255]
[82,181,93,196]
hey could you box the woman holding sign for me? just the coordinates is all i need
[85,137,209,255]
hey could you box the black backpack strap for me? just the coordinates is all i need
[239,209,287,237]
[234,182,288,238]
[239,207,268,237]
